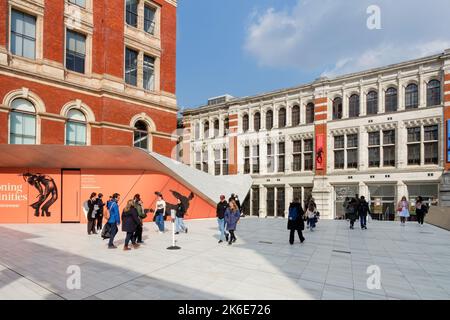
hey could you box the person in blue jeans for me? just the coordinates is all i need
[107,193,121,249]
[216,195,229,243]
[154,193,166,233]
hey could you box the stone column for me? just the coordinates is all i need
[286,105,292,127]
[259,185,267,218]
[378,78,385,114]
[359,81,366,116]
[397,76,405,111]
[397,121,407,168]
[342,89,349,119]
[285,184,293,218]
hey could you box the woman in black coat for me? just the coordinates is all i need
[87,192,97,235]
[121,200,141,251]
[288,199,305,245]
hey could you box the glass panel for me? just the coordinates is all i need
[266,111,273,130]
[367,91,378,114]
[293,141,302,153]
[126,0,138,27]
[66,121,87,146]
[334,185,358,219]
[11,99,35,113]
[383,130,395,145]
[407,144,421,165]
[125,48,138,86]
[427,80,441,107]
[383,146,395,167]
[349,95,360,118]
[143,55,155,90]
[306,103,315,124]
[9,112,36,145]
[385,87,398,112]
[347,134,358,148]
[292,106,300,125]
[368,132,380,146]
[144,6,156,34]
[278,108,286,127]
[407,127,421,142]
[266,188,275,216]
[67,109,86,121]
[369,147,380,167]
[368,185,396,221]
[252,187,260,216]
[276,187,285,217]
[254,113,261,131]
[333,97,343,119]
[424,125,438,141]
[334,136,344,149]
[424,142,438,164]
[334,150,344,169]
[347,149,358,168]
[405,84,418,109]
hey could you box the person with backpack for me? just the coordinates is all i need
[87,192,98,235]
[133,194,145,244]
[415,196,427,226]
[107,193,121,249]
[347,198,358,230]
[357,196,370,230]
[288,198,305,245]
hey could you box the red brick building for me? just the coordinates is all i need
[0,0,177,157]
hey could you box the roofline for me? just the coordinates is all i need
[183,49,450,116]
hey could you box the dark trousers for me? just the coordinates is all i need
[125,232,135,247]
[228,230,236,243]
[96,214,103,230]
[289,229,305,244]
[108,223,118,247]
[360,215,367,228]
[417,212,425,225]
[133,224,143,242]
[350,219,356,228]
[87,219,96,234]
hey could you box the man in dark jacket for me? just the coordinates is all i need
[288,199,305,245]
[96,193,105,232]
[216,195,229,243]
[121,201,141,251]
[357,196,371,230]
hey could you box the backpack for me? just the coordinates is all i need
[288,206,299,221]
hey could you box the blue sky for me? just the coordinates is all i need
[176,0,450,110]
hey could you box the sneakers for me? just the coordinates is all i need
[175,232,180,235]
[123,246,131,251]
[218,240,223,244]
[225,233,229,242]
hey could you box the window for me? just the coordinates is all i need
[252,187,260,216]
[133,120,148,150]
[195,151,201,170]
[126,0,138,27]
[349,94,359,118]
[292,140,302,171]
[203,121,209,139]
[266,110,273,130]
[424,125,438,164]
[143,55,155,90]
[385,87,398,112]
[244,146,250,174]
[224,117,229,136]
[9,99,36,144]
[347,134,358,169]
[292,105,300,126]
[254,112,261,132]
[144,5,156,35]
[267,143,275,173]
[222,148,229,175]
[214,149,221,176]
[305,103,315,124]
[333,97,343,120]
[213,119,219,137]
[278,108,286,128]
[304,139,313,171]
[66,30,86,73]
[266,187,275,216]
[11,10,36,59]
[368,132,380,167]
[278,142,285,172]
[66,109,87,146]
[407,127,421,165]
[242,114,249,132]
[427,80,441,107]
[405,84,418,109]
[334,136,345,169]
[276,187,285,217]
[252,145,260,174]
[68,0,86,8]
[367,91,378,115]
[202,149,208,173]
[383,130,396,167]
[125,48,138,86]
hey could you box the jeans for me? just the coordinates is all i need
[155,214,165,232]
[217,218,228,241]
[360,215,367,228]
[125,232,135,247]
[175,217,186,233]
[87,219,96,234]
[417,212,425,225]
[289,229,305,244]
[308,218,316,229]
[108,223,118,247]
[133,224,143,242]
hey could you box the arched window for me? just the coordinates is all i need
[291,105,300,126]
[224,117,229,136]
[405,83,418,109]
[349,94,360,118]
[134,120,149,150]
[254,112,261,132]
[203,120,210,138]
[332,97,343,120]
[65,109,87,146]
[385,87,398,112]
[367,91,378,115]
[305,103,315,124]
[427,80,441,107]
[213,119,219,137]
[9,98,36,144]
[278,107,286,128]
[266,110,273,130]
[242,114,249,132]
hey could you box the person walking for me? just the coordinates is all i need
[96,193,105,232]
[358,196,371,230]
[154,193,166,233]
[87,192,98,235]
[121,199,141,251]
[288,198,305,245]
[347,198,358,229]
[415,196,427,226]
[133,194,145,244]
[224,200,240,245]
[397,196,410,226]
[343,197,350,220]
[175,198,188,234]
[306,202,317,231]
[107,193,121,249]
[216,195,229,243]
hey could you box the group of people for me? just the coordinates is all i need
[287,196,319,245]
[396,196,429,226]
[216,194,242,245]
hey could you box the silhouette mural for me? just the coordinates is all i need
[22,173,58,217]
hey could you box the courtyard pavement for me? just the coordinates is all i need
[1,217,450,300]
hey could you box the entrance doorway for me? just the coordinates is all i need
[368,185,396,221]
[61,170,81,223]
[334,185,358,219]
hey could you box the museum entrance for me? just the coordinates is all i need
[368,185,396,221]
[334,185,359,220]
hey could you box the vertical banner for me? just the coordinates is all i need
[447,120,450,163]
[315,133,325,170]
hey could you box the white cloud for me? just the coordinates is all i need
[244,0,450,76]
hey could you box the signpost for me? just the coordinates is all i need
[167,209,181,250]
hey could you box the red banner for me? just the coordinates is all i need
[315,133,325,170]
